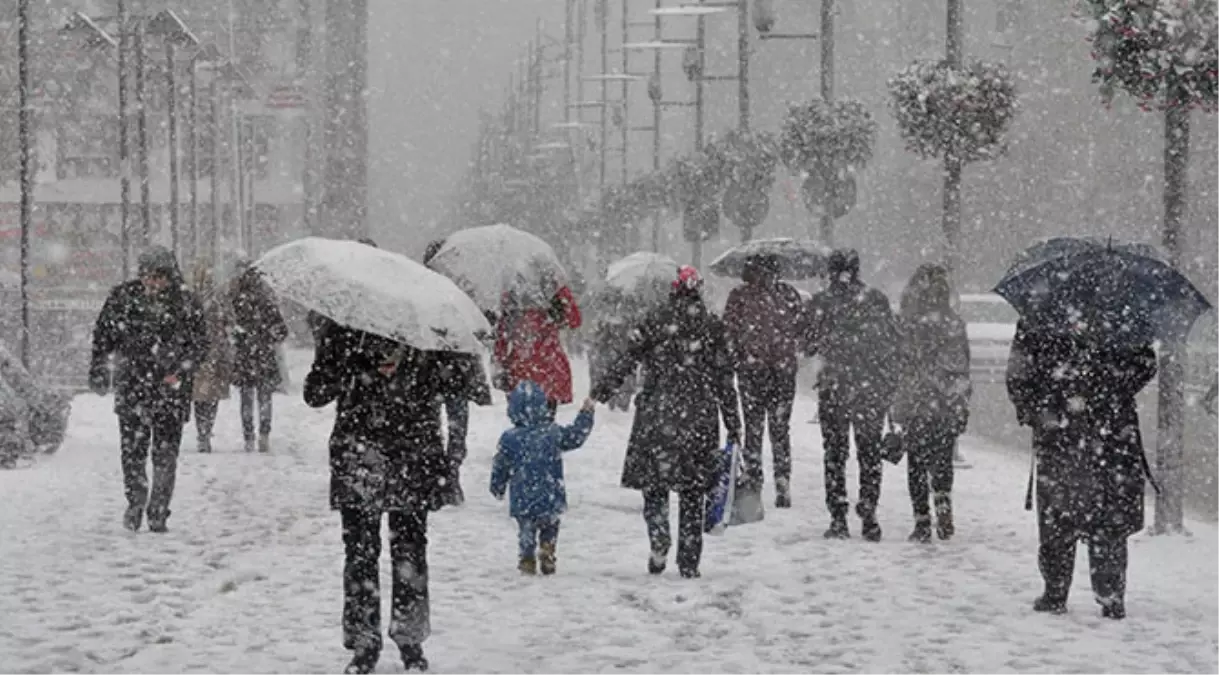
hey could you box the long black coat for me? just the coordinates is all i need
[230,270,288,389]
[90,279,207,420]
[304,325,453,513]
[1006,319,1156,538]
[591,294,741,493]
[892,309,971,432]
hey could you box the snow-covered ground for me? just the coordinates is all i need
[0,352,1215,674]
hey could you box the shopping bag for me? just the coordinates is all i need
[704,442,739,535]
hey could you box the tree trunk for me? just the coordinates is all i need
[942,155,962,293]
[818,0,834,246]
[1153,104,1190,535]
[321,0,370,240]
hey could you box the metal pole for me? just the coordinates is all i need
[246,118,256,254]
[651,0,662,252]
[532,28,542,140]
[819,0,835,246]
[692,2,707,269]
[564,0,573,127]
[943,0,962,293]
[136,21,152,247]
[620,0,629,186]
[738,0,750,131]
[599,0,608,194]
[188,59,199,265]
[117,0,131,280]
[236,119,247,252]
[167,41,180,261]
[17,0,32,369]
[209,77,220,263]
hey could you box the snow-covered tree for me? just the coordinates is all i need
[1083,0,1218,534]
[708,129,778,243]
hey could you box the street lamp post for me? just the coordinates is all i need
[188,44,221,267]
[147,10,200,263]
[17,0,32,368]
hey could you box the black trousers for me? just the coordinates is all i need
[239,386,273,439]
[119,410,184,520]
[904,416,956,518]
[194,400,219,441]
[1037,483,1128,605]
[738,366,796,489]
[341,507,431,653]
[642,488,704,573]
[819,387,885,520]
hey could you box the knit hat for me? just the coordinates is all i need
[137,246,178,278]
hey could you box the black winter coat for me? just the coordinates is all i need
[591,294,741,493]
[1006,319,1156,538]
[90,280,208,420]
[230,270,288,389]
[892,309,971,433]
[806,280,899,401]
[304,325,453,513]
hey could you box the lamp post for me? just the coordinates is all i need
[147,10,200,263]
[187,44,221,267]
[17,0,32,368]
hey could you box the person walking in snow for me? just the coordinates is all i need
[493,278,582,416]
[591,266,741,579]
[90,246,207,533]
[190,262,234,454]
[1006,314,1156,620]
[229,260,288,453]
[423,237,494,506]
[890,264,971,542]
[805,249,899,541]
[304,325,452,673]
[722,253,807,509]
[490,381,595,575]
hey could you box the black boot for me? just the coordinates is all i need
[1033,595,1068,614]
[679,567,701,579]
[400,644,429,672]
[344,648,380,674]
[1100,601,1126,620]
[934,492,954,540]
[123,505,143,532]
[146,509,170,534]
[647,551,666,575]
[908,516,932,543]
[823,517,850,539]
[861,518,882,543]
[775,477,791,509]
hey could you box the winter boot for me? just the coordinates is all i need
[1033,594,1068,615]
[823,517,850,540]
[147,509,170,534]
[775,477,792,509]
[344,648,380,674]
[861,517,883,543]
[934,492,954,540]
[197,436,211,453]
[518,556,537,575]
[244,436,256,453]
[1100,601,1126,620]
[647,551,666,575]
[122,505,143,532]
[399,644,429,672]
[258,433,271,454]
[679,567,701,579]
[908,516,933,543]
[539,542,557,575]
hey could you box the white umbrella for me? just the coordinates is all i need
[606,251,678,294]
[427,223,567,312]
[254,237,490,355]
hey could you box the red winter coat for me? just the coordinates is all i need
[494,286,582,404]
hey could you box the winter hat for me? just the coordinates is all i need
[673,265,703,293]
[827,248,860,280]
[137,246,178,278]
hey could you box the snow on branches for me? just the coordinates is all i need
[1083,0,1218,110]
[888,59,1018,163]
[778,99,877,174]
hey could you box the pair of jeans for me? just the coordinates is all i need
[194,400,219,441]
[819,386,885,521]
[642,489,704,573]
[340,507,430,653]
[239,386,273,440]
[738,366,796,489]
[516,516,560,559]
[119,410,184,521]
[903,416,956,518]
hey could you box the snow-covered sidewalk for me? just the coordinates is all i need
[0,354,1214,673]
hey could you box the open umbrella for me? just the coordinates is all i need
[426,224,567,313]
[254,237,491,355]
[994,236,1212,346]
[603,251,678,313]
[709,237,831,280]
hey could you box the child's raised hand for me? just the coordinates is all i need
[581,397,596,413]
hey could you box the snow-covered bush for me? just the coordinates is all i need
[888,59,1018,162]
[668,152,726,242]
[777,99,877,174]
[708,130,779,238]
[1083,0,1218,110]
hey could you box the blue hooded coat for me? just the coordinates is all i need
[490,381,594,519]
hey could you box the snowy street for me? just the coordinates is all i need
[0,353,1215,674]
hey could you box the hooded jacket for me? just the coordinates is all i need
[489,380,594,519]
[723,258,806,372]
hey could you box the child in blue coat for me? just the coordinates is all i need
[490,380,595,575]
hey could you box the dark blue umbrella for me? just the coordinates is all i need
[994,236,1212,346]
